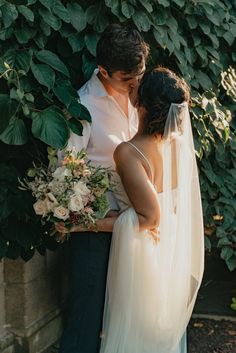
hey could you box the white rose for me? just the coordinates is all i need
[53,206,70,221]
[33,200,48,216]
[69,194,84,212]
[73,181,90,197]
[52,166,72,181]
[45,192,58,211]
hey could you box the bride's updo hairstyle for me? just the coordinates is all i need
[138,67,190,136]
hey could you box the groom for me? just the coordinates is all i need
[59,24,149,353]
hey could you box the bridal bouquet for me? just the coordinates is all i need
[20,149,111,240]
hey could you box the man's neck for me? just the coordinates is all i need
[97,72,129,117]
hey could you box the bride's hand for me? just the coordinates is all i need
[54,222,86,234]
[148,228,160,244]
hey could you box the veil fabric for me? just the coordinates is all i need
[99,103,204,353]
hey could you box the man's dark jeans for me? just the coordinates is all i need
[59,231,112,353]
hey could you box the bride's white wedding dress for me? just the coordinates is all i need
[100,139,204,353]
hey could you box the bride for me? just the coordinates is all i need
[56,67,204,353]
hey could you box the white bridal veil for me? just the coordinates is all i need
[100,102,205,353]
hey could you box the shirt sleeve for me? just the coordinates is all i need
[57,120,91,164]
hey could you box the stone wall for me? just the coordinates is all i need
[0,247,68,353]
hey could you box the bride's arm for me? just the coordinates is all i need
[55,212,119,234]
[114,143,160,232]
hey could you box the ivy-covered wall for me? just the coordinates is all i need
[0,0,236,270]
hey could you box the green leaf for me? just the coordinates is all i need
[40,19,51,36]
[132,11,151,32]
[68,118,83,136]
[209,11,221,26]
[0,27,14,41]
[195,46,207,61]
[86,4,100,23]
[121,2,135,18]
[39,0,54,9]
[15,27,36,44]
[25,93,34,102]
[1,3,18,28]
[0,117,28,145]
[157,0,169,7]
[31,106,70,148]
[139,0,153,12]
[4,49,32,72]
[220,246,234,261]
[18,5,34,21]
[0,95,19,134]
[33,34,47,49]
[67,99,91,122]
[206,32,219,48]
[82,51,96,81]
[192,33,201,46]
[68,33,85,53]
[53,85,72,106]
[172,0,185,7]
[31,62,55,90]
[67,3,86,32]
[53,0,70,23]
[35,49,69,77]
[199,22,211,34]
[38,7,61,30]
[153,10,167,26]
[223,31,235,46]
[195,71,212,90]
[85,33,99,56]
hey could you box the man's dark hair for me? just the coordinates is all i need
[96,24,149,76]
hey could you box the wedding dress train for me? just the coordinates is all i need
[100,104,204,353]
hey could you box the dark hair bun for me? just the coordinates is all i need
[138,67,190,136]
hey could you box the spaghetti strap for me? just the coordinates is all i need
[126,141,154,183]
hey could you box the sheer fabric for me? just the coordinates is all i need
[100,103,204,353]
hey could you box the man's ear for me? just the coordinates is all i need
[98,65,109,79]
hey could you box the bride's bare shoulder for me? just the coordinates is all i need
[113,142,130,162]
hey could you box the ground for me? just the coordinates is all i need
[50,250,236,353]
[188,318,236,353]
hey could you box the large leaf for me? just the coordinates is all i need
[121,2,135,18]
[67,99,91,122]
[53,84,72,106]
[67,3,86,32]
[53,0,70,23]
[84,33,100,56]
[1,3,18,28]
[18,5,34,22]
[15,27,36,44]
[195,71,212,90]
[82,51,96,81]
[132,11,151,32]
[35,49,69,77]
[0,95,19,134]
[39,0,55,10]
[0,117,28,145]
[68,118,83,136]
[68,33,85,53]
[4,49,32,72]
[31,106,70,148]
[31,62,55,90]
[38,7,61,31]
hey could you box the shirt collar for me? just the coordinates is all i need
[88,69,109,98]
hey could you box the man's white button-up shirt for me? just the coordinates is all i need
[65,70,138,170]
